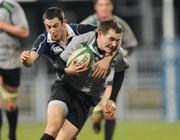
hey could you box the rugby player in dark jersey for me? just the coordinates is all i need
[20,7,124,140]
[81,1,138,140]
[48,19,123,140]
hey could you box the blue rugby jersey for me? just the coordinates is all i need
[31,24,97,63]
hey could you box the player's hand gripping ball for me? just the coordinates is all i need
[67,47,94,68]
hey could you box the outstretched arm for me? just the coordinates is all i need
[0,20,29,38]
[92,48,119,79]
[109,71,125,102]
[92,33,124,79]
[101,85,116,120]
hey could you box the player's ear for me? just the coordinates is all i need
[94,4,97,12]
[119,33,123,45]
[63,19,67,26]
[111,2,114,11]
[97,31,103,39]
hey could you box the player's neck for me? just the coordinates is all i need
[59,29,68,48]
[97,38,105,53]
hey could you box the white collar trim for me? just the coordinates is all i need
[66,24,75,39]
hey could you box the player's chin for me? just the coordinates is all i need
[52,36,59,41]
[104,49,112,53]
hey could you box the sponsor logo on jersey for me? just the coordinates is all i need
[53,46,63,54]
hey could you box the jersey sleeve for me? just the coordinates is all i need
[111,50,129,72]
[31,34,48,56]
[69,23,97,35]
[106,67,115,85]
[60,32,93,62]
[0,7,9,21]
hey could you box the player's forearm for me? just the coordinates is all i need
[0,21,29,38]
[109,71,125,101]
[105,48,118,60]
[102,85,112,103]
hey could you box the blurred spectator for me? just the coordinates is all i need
[0,0,29,140]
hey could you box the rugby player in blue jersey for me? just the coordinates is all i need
[20,7,96,68]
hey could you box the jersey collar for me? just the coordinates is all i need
[66,24,75,39]
[88,33,104,58]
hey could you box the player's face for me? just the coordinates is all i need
[98,29,122,53]
[95,0,113,20]
[44,17,65,41]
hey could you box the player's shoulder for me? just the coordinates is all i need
[0,0,14,12]
[113,15,126,23]
[3,0,20,9]
[113,15,135,34]
[36,32,48,42]
[113,15,131,27]
[69,31,96,48]
[33,32,48,47]
[74,31,96,40]
[68,23,97,35]
[85,14,97,20]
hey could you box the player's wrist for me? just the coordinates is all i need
[64,68,70,75]
[22,61,32,67]
[64,67,77,75]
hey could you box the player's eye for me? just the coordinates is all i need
[46,25,51,30]
[116,39,120,44]
[53,24,59,28]
[53,25,57,28]
[109,37,116,41]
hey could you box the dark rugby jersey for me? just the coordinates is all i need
[59,31,123,98]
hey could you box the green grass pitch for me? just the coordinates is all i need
[1,121,180,140]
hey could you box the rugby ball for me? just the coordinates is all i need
[66,47,94,68]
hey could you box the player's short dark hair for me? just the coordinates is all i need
[98,19,122,35]
[43,7,65,23]
[93,0,114,5]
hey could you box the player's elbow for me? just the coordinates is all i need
[19,28,30,38]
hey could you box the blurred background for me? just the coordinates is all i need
[2,0,180,139]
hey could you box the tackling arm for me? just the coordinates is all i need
[109,70,125,101]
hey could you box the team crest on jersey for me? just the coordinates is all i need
[52,46,63,54]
